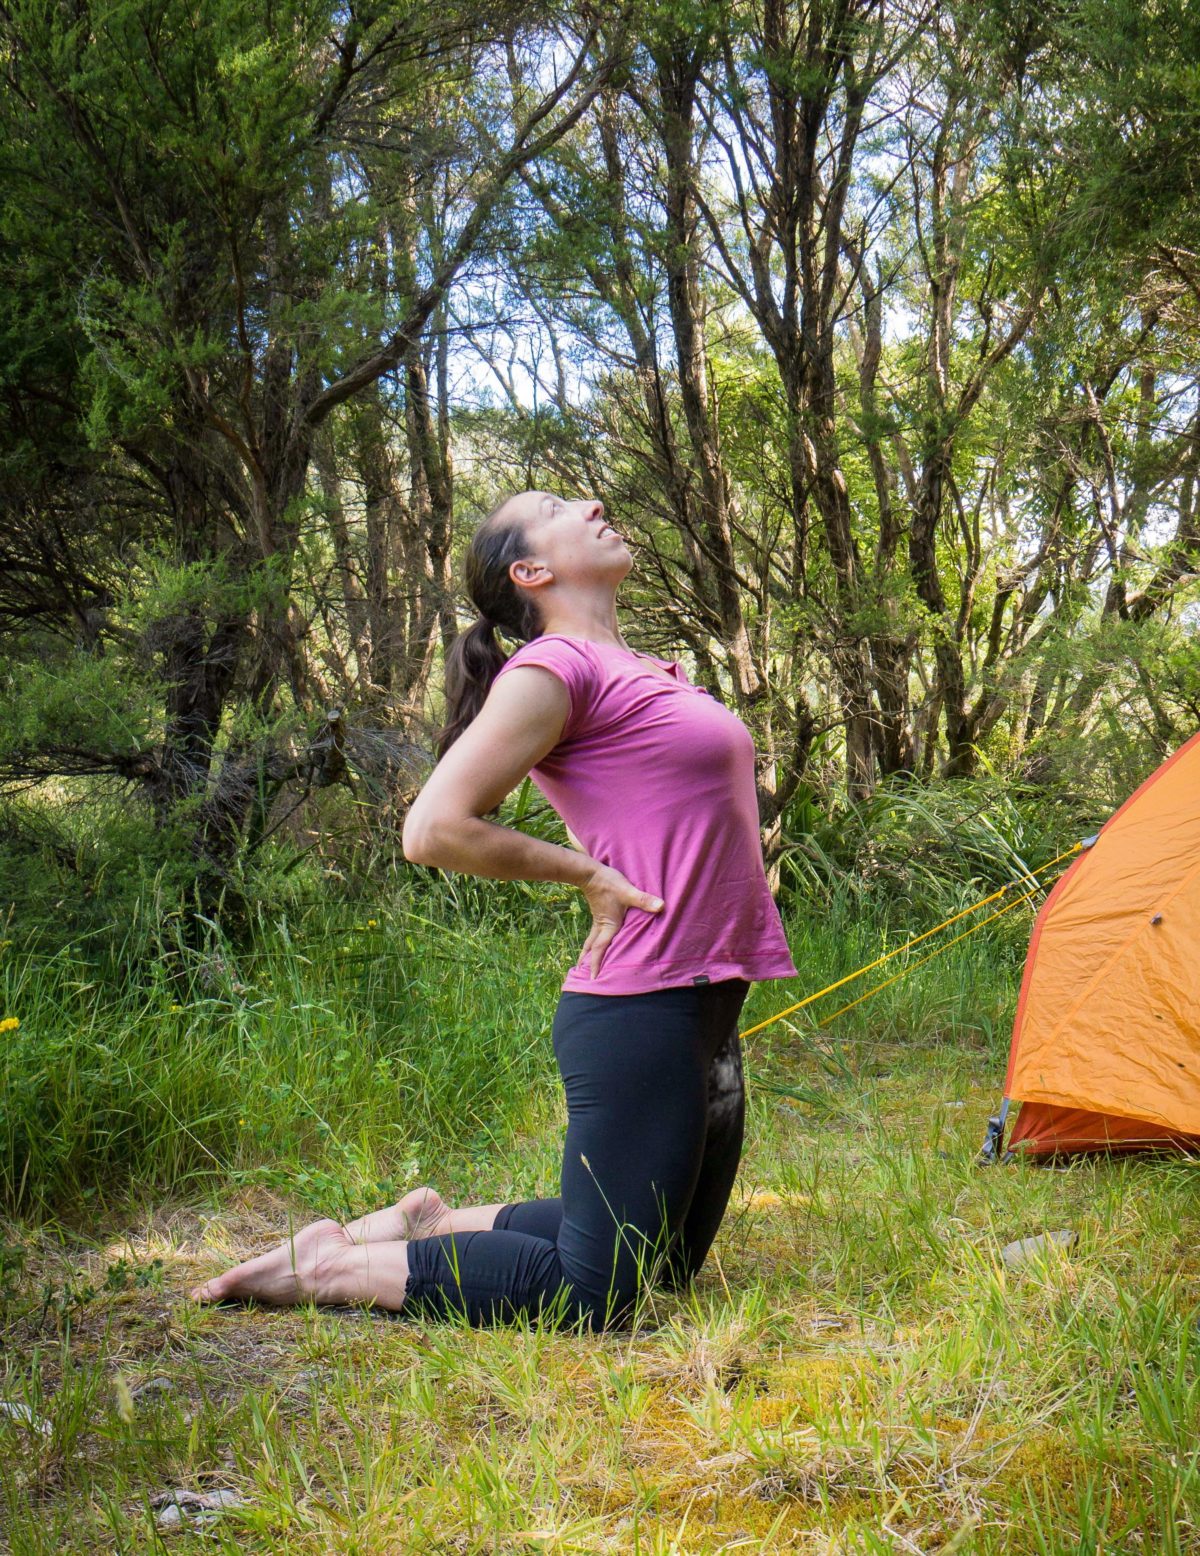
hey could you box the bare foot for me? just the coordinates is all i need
[189,1218,350,1305]
[338,1185,457,1245]
[396,1185,455,1240]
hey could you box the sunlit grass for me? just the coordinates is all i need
[3,882,1199,1551]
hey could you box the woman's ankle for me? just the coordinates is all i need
[443,1204,506,1235]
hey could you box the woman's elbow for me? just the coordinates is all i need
[402,813,439,866]
[403,810,476,866]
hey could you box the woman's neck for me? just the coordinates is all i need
[538,609,627,650]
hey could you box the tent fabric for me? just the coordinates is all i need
[1003,729,1200,1158]
[1007,1102,1200,1158]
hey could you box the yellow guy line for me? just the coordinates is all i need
[808,881,1044,1028]
[739,842,1082,1041]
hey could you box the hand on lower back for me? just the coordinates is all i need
[578,863,664,978]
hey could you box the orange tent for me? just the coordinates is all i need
[984,730,1200,1160]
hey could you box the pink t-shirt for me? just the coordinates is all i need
[493,633,798,995]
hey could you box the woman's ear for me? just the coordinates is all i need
[510,558,552,588]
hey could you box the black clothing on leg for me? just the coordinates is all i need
[403,978,750,1331]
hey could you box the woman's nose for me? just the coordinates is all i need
[584,499,604,523]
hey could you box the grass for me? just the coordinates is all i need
[3,876,1199,1552]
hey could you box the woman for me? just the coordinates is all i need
[190,490,796,1329]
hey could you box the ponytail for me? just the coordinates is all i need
[435,617,507,760]
[433,501,544,760]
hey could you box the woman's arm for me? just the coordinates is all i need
[401,666,594,889]
[402,664,664,976]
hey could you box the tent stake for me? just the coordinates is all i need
[978,1097,1011,1166]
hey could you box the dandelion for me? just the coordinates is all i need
[367,919,378,929]
[0,1016,18,1034]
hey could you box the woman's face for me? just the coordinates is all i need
[503,490,632,592]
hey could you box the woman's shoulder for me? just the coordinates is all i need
[502,634,603,671]
[495,636,603,743]
[511,632,599,654]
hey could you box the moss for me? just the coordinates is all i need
[977,1426,1091,1494]
[743,1354,877,1428]
[620,1384,714,1472]
[740,1191,812,1211]
[650,1481,885,1550]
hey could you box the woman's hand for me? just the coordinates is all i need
[579,862,664,978]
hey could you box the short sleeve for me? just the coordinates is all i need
[492,635,599,743]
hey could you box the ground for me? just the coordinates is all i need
[3,1031,1199,1554]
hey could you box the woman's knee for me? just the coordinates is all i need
[563,1283,639,1333]
[564,1255,672,1329]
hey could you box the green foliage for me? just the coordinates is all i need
[0,865,577,1216]
[1021,613,1200,807]
[778,769,1091,922]
[1057,0,1200,263]
[0,655,157,767]
[124,549,283,646]
[0,793,203,944]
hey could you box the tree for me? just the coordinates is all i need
[0,0,623,896]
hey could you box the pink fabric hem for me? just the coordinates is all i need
[561,957,799,996]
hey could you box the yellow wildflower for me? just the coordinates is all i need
[367,919,378,928]
[0,1016,18,1034]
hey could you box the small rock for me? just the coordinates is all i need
[151,1488,246,1529]
[0,1401,51,1437]
[130,1377,173,1401]
[1001,1229,1079,1270]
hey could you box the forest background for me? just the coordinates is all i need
[3,0,1198,939]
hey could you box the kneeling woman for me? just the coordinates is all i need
[190,490,796,1329]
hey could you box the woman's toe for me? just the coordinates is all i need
[188,1276,225,1303]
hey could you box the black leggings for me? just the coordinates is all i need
[403,978,751,1331]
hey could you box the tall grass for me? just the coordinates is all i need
[0,849,1037,1221]
[0,882,571,1219]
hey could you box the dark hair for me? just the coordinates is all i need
[434,501,544,759]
